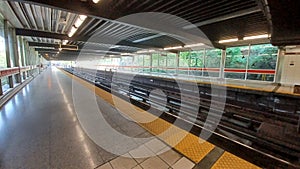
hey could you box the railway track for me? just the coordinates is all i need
[64,67,300,169]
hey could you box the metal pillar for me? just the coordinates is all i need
[0,79,3,95]
[274,48,285,84]
[220,49,226,79]
[149,54,152,73]
[19,37,26,80]
[4,20,13,88]
[176,52,179,75]
[245,44,251,80]
[12,28,22,83]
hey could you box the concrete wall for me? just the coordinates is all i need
[280,47,300,85]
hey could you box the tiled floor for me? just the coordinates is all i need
[0,68,263,169]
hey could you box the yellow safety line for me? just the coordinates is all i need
[59,69,214,163]
[212,152,261,169]
[59,69,261,168]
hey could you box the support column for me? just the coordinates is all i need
[220,49,226,79]
[0,79,3,95]
[245,44,251,80]
[274,48,285,84]
[176,52,179,75]
[149,54,152,73]
[4,20,13,88]
[12,28,22,83]
[19,37,26,80]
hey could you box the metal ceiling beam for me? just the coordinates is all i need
[7,0,214,48]
[133,34,165,43]
[16,28,69,40]
[183,7,261,29]
[16,28,155,50]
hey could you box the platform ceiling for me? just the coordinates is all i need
[1,0,299,60]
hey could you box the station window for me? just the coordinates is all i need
[133,55,143,72]
[204,49,221,77]
[151,53,160,73]
[247,44,278,81]
[143,55,151,73]
[0,16,9,93]
[158,54,167,73]
[179,51,190,75]
[166,53,177,74]
[190,50,204,76]
[120,56,133,72]
[225,46,249,79]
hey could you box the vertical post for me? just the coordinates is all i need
[176,52,179,75]
[274,48,285,83]
[4,20,13,88]
[0,79,3,96]
[12,28,21,83]
[19,37,26,80]
[149,54,152,73]
[203,49,207,77]
[245,44,251,80]
[298,115,300,134]
[220,49,226,79]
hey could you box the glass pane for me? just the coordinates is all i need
[205,49,221,68]
[248,44,278,70]
[166,53,177,74]
[0,18,6,68]
[152,53,159,73]
[247,44,278,81]
[204,49,221,77]
[158,53,166,73]
[179,51,190,75]
[225,46,248,79]
[143,55,151,73]
[190,50,204,76]
[120,56,133,72]
[1,77,9,93]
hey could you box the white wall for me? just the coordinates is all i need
[280,53,300,85]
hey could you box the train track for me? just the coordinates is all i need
[64,67,300,169]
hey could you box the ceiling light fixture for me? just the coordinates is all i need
[68,26,77,37]
[62,40,68,45]
[68,15,87,37]
[243,34,269,40]
[136,49,156,54]
[121,53,135,56]
[92,0,100,3]
[218,38,239,43]
[184,43,205,48]
[163,46,183,50]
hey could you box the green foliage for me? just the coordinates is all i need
[205,49,221,68]
[226,46,248,69]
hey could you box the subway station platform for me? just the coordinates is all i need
[0,67,262,169]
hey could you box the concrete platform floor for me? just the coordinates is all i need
[0,67,193,169]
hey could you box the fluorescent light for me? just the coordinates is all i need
[121,53,135,56]
[184,43,205,48]
[68,15,87,37]
[74,19,84,28]
[68,26,77,37]
[74,15,87,28]
[79,15,87,20]
[243,34,269,40]
[163,46,183,50]
[62,40,68,45]
[136,49,156,53]
[93,0,100,3]
[219,38,238,43]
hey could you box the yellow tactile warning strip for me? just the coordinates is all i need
[60,69,261,168]
[212,152,261,169]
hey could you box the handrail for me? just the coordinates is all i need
[0,66,37,78]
